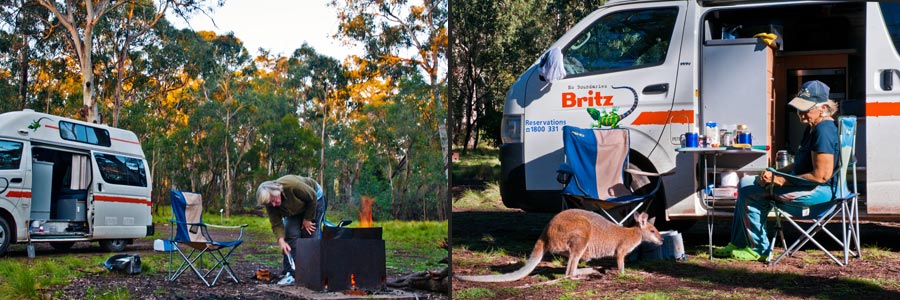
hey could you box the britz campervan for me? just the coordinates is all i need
[0,109,153,256]
[500,0,900,223]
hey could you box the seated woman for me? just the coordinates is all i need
[713,80,841,261]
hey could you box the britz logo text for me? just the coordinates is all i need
[562,90,614,108]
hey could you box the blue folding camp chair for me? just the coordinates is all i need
[766,116,860,266]
[168,190,248,286]
[556,126,673,225]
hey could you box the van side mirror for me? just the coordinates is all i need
[883,69,896,91]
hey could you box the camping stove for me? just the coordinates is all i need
[295,226,386,292]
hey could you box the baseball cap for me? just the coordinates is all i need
[788,80,830,111]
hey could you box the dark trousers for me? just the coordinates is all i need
[283,213,311,275]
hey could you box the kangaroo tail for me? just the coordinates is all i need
[611,85,639,119]
[455,238,546,282]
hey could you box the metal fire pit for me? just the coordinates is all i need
[295,226,386,292]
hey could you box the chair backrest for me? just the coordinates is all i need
[315,195,327,239]
[836,116,857,197]
[561,126,631,199]
[170,190,206,243]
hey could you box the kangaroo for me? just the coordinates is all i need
[456,209,663,282]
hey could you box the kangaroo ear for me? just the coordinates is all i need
[635,212,648,226]
[648,217,657,226]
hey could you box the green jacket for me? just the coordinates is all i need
[266,175,319,239]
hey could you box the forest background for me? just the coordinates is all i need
[0,0,448,221]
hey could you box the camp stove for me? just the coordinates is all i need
[295,226,386,292]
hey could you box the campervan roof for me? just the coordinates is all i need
[0,109,145,158]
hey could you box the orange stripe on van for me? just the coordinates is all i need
[631,110,694,125]
[94,195,151,206]
[4,190,31,198]
[45,125,59,130]
[867,102,900,117]
[110,137,140,145]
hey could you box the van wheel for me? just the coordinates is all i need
[0,218,10,256]
[50,241,76,251]
[99,239,128,252]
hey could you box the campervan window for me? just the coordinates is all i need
[59,121,111,147]
[562,7,678,76]
[881,3,900,56]
[0,140,23,170]
[94,153,147,187]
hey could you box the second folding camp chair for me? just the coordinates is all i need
[168,190,248,286]
[766,116,861,266]
[313,195,352,239]
[556,126,673,225]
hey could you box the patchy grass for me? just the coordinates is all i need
[84,286,130,300]
[379,220,449,273]
[556,278,580,292]
[863,244,895,260]
[453,182,508,211]
[454,287,497,300]
[615,272,646,283]
[453,247,510,267]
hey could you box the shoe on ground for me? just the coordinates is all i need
[712,243,740,258]
[277,272,295,285]
[729,247,762,261]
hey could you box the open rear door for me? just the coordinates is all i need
[865,2,900,214]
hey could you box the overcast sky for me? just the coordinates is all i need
[167,0,362,60]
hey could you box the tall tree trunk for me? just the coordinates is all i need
[320,94,327,185]
[224,110,232,218]
[17,37,28,110]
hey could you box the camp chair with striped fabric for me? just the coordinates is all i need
[168,190,248,286]
[556,126,673,225]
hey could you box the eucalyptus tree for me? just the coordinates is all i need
[27,0,221,123]
[287,44,346,186]
[332,0,448,173]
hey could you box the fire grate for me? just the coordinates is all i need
[295,226,386,292]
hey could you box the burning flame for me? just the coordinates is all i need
[350,273,357,289]
[360,196,374,228]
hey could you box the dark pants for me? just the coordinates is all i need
[282,213,311,275]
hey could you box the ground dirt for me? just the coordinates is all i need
[452,208,900,300]
[4,224,448,300]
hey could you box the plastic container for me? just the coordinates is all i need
[705,121,720,147]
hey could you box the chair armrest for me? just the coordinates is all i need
[204,224,249,229]
[557,163,574,175]
[625,168,675,177]
[200,223,248,243]
[557,163,574,184]
[766,167,821,187]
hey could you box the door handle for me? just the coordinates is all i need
[643,83,669,95]
[882,69,898,91]
[10,178,22,183]
[97,183,103,192]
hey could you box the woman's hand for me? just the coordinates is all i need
[302,219,316,235]
[278,237,291,256]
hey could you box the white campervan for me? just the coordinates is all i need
[0,109,153,256]
[500,1,900,223]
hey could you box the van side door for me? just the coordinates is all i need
[0,139,28,240]
[521,2,688,192]
[90,151,151,239]
[865,3,900,214]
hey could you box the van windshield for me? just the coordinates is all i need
[563,7,679,76]
[0,140,23,170]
